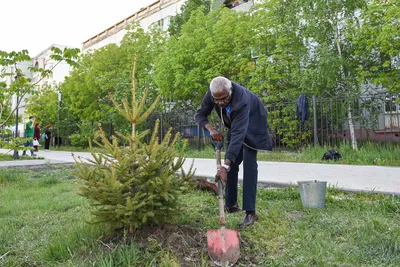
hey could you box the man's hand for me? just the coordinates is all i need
[215,166,228,189]
[210,128,223,141]
[205,124,223,141]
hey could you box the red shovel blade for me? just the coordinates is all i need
[207,227,240,266]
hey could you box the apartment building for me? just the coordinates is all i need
[82,0,185,52]
[82,0,255,52]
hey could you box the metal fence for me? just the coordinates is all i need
[312,94,400,147]
[4,94,398,150]
[143,93,400,150]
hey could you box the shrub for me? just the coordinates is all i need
[69,133,93,148]
[73,55,194,234]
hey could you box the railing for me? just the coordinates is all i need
[144,93,400,150]
[82,0,182,50]
[14,94,398,150]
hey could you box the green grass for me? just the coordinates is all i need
[186,141,400,166]
[0,153,44,161]
[1,166,399,266]
[30,140,400,166]
[48,145,92,152]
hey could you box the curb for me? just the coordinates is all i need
[193,175,400,197]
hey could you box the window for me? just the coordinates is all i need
[385,93,400,113]
[392,55,400,69]
[157,19,164,29]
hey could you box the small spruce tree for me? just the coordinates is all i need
[73,54,194,234]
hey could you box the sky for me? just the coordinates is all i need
[0,0,156,56]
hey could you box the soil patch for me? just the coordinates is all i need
[102,224,258,266]
[134,224,207,266]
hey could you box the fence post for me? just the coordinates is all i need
[312,95,318,146]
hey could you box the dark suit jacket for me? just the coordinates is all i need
[195,82,272,163]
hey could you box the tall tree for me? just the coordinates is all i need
[154,7,254,110]
[0,81,13,127]
[168,0,212,36]
[61,44,125,125]
[265,0,369,149]
[120,23,167,103]
[0,47,79,127]
[244,0,309,147]
[351,0,400,94]
[24,84,59,127]
[61,24,165,134]
[248,0,307,101]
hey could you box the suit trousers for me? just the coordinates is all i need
[225,144,258,211]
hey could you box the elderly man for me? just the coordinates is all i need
[195,76,272,227]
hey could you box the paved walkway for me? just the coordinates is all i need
[1,149,399,195]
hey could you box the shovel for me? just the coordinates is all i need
[207,138,240,266]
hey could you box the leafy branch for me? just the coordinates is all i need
[0,47,80,127]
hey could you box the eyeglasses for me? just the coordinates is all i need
[212,93,230,103]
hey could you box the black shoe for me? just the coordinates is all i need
[238,213,259,228]
[225,204,241,213]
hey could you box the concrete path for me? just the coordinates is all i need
[1,149,399,195]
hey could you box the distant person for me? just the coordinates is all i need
[44,125,51,151]
[33,121,41,152]
[22,116,36,156]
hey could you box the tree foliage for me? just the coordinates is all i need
[350,0,400,93]
[62,44,124,124]
[61,24,165,134]
[0,47,79,127]
[168,0,212,36]
[247,0,306,101]
[24,84,58,127]
[154,7,254,109]
[55,0,399,149]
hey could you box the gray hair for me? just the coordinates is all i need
[209,76,232,95]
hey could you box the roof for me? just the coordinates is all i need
[82,0,177,49]
[33,44,76,59]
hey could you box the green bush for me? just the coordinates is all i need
[69,133,93,148]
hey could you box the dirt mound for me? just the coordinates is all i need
[131,224,258,266]
[134,224,207,266]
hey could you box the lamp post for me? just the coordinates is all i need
[57,90,62,148]
[12,74,20,159]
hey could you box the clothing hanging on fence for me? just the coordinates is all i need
[296,93,309,124]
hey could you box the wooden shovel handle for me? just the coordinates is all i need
[216,149,225,226]
[216,149,221,167]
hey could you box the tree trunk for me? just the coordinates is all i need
[332,18,358,150]
[347,105,358,150]
[129,223,135,234]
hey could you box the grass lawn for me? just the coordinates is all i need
[47,145,91,152]
[0,153,43,161]
[185,142,400,167]
[1,165,399,266]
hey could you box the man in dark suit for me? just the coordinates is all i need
[195,76,271,227]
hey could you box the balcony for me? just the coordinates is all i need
[215,0,253,10]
